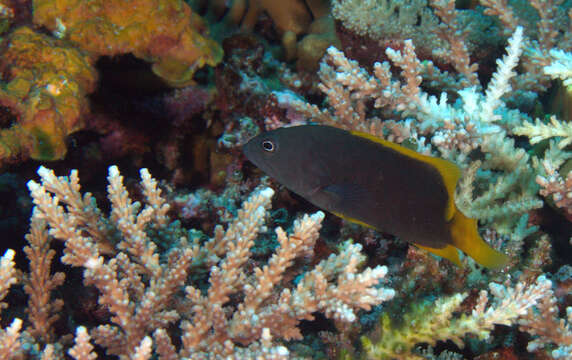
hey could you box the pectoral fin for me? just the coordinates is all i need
[320,183,371,210]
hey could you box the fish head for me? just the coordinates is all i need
[243,125,331,196]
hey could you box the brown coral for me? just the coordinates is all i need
[0,26,97,163]
[213,0,330,35]
[213,0,337,70]
[33,0,222,87]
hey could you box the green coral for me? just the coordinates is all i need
[360,295,468,359]
[354,276,551,359]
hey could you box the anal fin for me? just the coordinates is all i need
[416,244,462,267]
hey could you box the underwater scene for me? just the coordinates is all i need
[0,0,571,359]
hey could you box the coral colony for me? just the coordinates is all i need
[0,0,571,359]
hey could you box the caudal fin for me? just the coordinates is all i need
[449,210,509,269]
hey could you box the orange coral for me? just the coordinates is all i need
[0,26,97,163]
[33,0,222,87]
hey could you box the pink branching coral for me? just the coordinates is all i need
[0,249,21,358]
[519,279,572,358]
[0,165,395,358]
[536,158,572,219]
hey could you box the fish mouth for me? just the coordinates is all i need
[242,148,258,166]
[242,140,257,162]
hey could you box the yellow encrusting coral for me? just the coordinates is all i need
[0,26,97,163]
[33,0,223,87]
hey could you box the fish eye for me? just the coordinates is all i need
[261,139,275,152]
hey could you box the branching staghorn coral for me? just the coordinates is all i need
[483,3,572,220]
[331,0,445,53]
[479,0,572,102]
[515,116,572,149]
[290,26,543,246]
[359,276,555,359]
[331,0,494,80]
[294,28,528,153]
[544,48,572,86]
[22,215,65,344]
[535,158,572,218]
[519,278,572,358]
[0,249,21,359]
[20,165,395,359]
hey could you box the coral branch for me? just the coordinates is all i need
[68,327,97,360]
[515,116,572,149]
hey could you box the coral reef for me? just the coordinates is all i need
[0,0,571,358]
[33,0,222,87]
[0,0,222,166]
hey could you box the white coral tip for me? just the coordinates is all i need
[108,165,120,178]
[259,187,275,199]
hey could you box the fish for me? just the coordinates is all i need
[243,124,508,269]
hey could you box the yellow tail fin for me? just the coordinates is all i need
[449,210,509,269]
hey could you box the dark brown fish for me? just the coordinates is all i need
[243,125,508,268]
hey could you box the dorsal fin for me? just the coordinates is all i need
[350,131,461,221]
